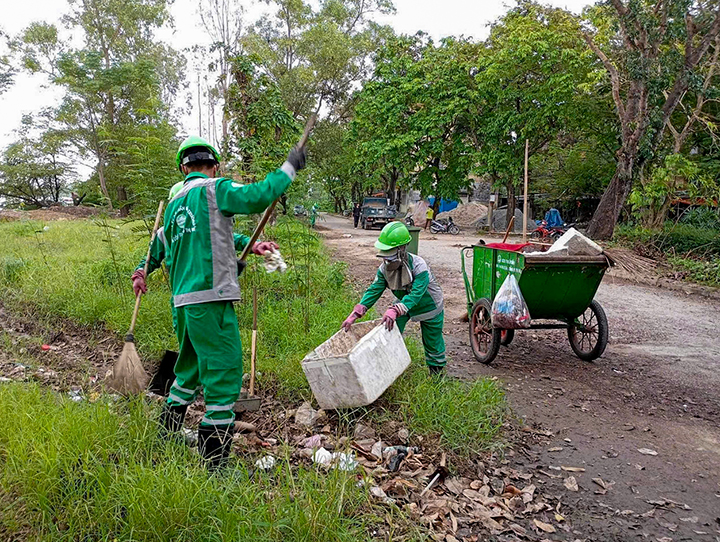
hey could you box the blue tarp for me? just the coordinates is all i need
[427,197,459,214]
[544,208,564,228]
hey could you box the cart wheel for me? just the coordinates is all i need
[500,329,515,346]
[470,299,501,364]
[567,300,608,361]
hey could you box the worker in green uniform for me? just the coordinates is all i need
[135,179,277,333]
[131,135,305,468]
[341,222,446,375]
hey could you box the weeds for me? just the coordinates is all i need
[0,383,387,541]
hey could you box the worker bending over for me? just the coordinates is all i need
[131,135,304,468]
[341,222,446,375]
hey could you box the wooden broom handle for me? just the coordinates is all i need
[129,200,165,335]
[238,113,318,262]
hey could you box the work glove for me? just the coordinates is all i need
[131,269,147,297]
[341,304,368,332]
[381,306,400,331]
[252,241,279,256]
[287,145,306,172]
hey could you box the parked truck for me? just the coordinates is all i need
[360,197,396,230]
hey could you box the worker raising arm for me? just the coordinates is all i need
[132,135,305,470]
[341,222,447,376]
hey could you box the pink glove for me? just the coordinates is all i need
[131,269,147,297]
[341,304,368,332]
[252,241,279,255]
[382,306,400,331]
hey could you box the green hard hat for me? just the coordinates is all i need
[175,135,221,171]
[375,222,412,251]
[168,180,184,200]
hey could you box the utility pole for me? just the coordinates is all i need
[523,139,529,242]
[197,74,203,137]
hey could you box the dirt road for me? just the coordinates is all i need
[320,213,720,541]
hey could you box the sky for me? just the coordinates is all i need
[0,0,593,150]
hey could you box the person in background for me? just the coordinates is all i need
[424,206,434,230]
[352,202,361,228]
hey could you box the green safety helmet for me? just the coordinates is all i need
[375,222,411,251]
[168,180,184,199]
[175,135,221,171]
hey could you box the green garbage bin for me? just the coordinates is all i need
[407,226,421,255]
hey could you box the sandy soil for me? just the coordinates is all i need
[320,213,720,541]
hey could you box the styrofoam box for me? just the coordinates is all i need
[302,319,411,409]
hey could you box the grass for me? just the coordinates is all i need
[0,215,507,537]
[0,383,393,541]
[614,222,720,287]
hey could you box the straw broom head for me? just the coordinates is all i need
[107,336,149,395]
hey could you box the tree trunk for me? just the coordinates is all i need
[506,181,516,230]
[97,160,113,210]
[117,186,129,218]
[586,152,634,240]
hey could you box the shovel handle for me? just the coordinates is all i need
[238,114,318,263]
[129,200,165,335]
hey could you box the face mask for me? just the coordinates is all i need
[385,258,402,271]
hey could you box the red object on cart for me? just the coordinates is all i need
[484,243,531,252]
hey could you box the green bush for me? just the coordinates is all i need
[614,223,720,257]
[681,207,720,230]
[669,256,720,286]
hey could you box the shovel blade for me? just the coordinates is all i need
[148,350,178,396]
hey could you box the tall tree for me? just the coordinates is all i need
[0,29,14,94]
[0,113,74,208]
[15,0,183,214]
[475,2,594,226]
[583,0,720,239]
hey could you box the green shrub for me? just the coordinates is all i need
[681,207,720,230]
[614,223,720,257]
[669,256,720,286]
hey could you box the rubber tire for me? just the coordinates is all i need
[551,230,563,241]
[568,300,608,362]
[530,230,542,240]
[449,225,460,235]
[500,329,515,346]
[469,299,501,364]
[430,225,442,234]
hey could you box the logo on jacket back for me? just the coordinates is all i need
[171,206,196,242]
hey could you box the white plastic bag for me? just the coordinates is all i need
[491,275,531,329]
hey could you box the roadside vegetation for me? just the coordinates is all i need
[0,216,505,538]
[614,208,720,288]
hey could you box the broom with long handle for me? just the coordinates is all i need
[107,200,165,395]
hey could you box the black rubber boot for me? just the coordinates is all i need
[428,364,445,377]
[158,403,188,439]
[198,424,234,471]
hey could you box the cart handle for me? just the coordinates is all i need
[460,247,475,313]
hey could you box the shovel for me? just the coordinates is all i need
[235,288,261,412]
[107,200,164,395]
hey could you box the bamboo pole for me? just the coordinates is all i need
[523,139,529,243]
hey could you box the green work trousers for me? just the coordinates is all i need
[166,301,242,427]
[396,310,446,368]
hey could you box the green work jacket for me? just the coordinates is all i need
[138,231,250,276]
[360,253,444,321]
[155,165,294,307]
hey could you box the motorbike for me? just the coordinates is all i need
[430,216,460,235]
[531,220,574,242]
[404,216,415,226]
